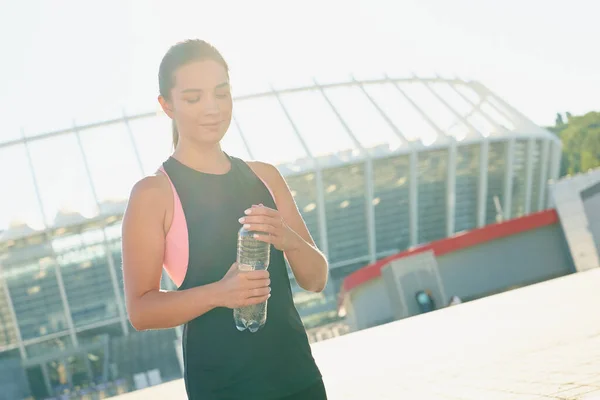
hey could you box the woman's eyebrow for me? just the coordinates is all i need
[181,81,230,94]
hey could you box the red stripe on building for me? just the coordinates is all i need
[341,209,559,294]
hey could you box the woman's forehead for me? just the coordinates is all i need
[173,60,229,91]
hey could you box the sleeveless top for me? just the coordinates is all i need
[160,154,322,400]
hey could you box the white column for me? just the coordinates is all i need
[446,141,457,237]
[100,235,130,335]
[365,158,377,263]
[538,139,550,211]
[409,150,418,247]
[0,267,26,359]
[523,138,535,214]
[503,138,516,221]
[53,264,79,343]
[477,139,489,227]
[314,168,329,258]
[548,141,562,208]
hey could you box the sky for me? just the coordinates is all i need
[1,0,598,138]
[0,0,598,230]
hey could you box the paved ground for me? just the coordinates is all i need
[116,269,600,399]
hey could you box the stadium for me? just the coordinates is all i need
[0,76,561,398]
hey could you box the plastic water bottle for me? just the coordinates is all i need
[234,225,271,333]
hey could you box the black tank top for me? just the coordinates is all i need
[162,154,322,400]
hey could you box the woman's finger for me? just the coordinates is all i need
[245,206,278,218]
[242,223,277,234]
[253,233,284,249]
[245,294,271,306]
[249,287,271,298]
[239,215,278,226]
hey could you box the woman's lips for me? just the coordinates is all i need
[199,121,221,127]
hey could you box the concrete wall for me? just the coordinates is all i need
[439,224,574,301]
[382,250,447,321]
[346,223,575,332]
[582,182,600,258]
[346,279,393,331]
[550,168,600,271]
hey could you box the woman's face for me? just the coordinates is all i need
[161,59,232,147]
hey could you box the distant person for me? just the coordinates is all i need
[415,289,436,313]
[448,296,462,307]
[121,39,329,400]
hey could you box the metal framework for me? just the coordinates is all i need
[73,124,130,337]
[22,129,79,351]
[0,76,562,361]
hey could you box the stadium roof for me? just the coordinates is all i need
[0,76,560,242]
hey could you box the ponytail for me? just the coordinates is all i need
[172,120,179,149]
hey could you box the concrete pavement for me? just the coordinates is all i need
[116,268,600,399]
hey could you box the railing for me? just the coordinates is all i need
[306,321,351,343]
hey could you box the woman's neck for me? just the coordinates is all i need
[172,141,231,174]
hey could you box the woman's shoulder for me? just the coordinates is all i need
[123,170,175,235]
[130,171,171,197]
[126,171,172,214]
[244,160,281,182]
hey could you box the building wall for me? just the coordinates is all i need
[439,224,574,301]
[582,182,600,257]
[346,279,393,331]
[345,223,575,332]
[550,168,600,271]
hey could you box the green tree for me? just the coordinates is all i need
[547,111,600,177]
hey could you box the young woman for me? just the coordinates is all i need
[121,39,329,399]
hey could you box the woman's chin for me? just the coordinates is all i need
[191,130,226,145]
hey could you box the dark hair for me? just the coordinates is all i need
[158,39,229,148]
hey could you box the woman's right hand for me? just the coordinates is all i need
[216,263,271,309]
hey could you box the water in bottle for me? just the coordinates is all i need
[234,225,271,333]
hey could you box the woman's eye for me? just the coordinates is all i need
[185,97,200,104]
[216,92,230,99]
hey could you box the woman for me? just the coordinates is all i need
[121,39,329,400]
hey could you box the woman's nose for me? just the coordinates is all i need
[202,98,220,115]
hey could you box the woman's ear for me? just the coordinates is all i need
[158,95,174,119]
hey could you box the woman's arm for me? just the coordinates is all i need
[246,162,329,293]
[121,175,271,331]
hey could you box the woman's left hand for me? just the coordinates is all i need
[238,204,301,252]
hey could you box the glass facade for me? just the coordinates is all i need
[285,173,321,250]
[8,260,69,341]
[0,77,561,399]
[417,149,448,244]
[511,139,529,218]
[529,140,543,213]
[57,230,120,329]
[373,155,410,254]
[323,164,369,264]
[455,145,480,233]
[486,141,508,224]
